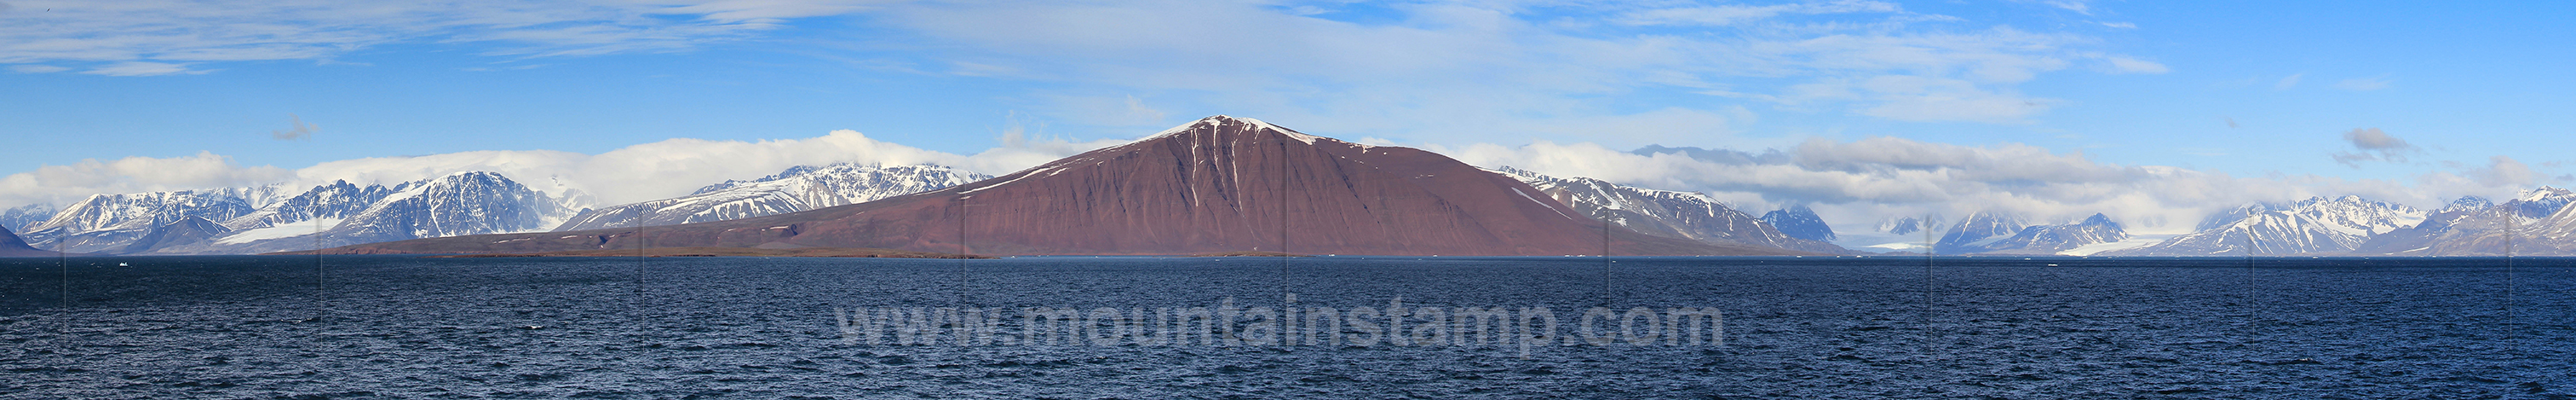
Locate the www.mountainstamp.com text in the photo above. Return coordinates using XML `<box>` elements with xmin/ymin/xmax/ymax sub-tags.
<box><xmin>836</xmin><ymin>297</ymin><xmax>1720</xmax><ymax>357</ymax></box>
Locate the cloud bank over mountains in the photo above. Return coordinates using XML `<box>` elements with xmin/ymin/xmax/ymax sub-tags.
<box><xmin>1</xmin><ymin>1</ymin><xmax>2554</xmax><ymax>239</ymax></box>
<box><xmin>0</xmin><ymin>119</ymin><xmax>2556</xmax><ymax>238</ymax></box>
<box><xmin>0</xmin><ymin>129</ymin><xmax>1121</xmax><ymax>209</ymax></box>
<box><xmin>1439</xmin><ymin>136</ymin><xmax>2556</xmax><ymax>235</ymax></box>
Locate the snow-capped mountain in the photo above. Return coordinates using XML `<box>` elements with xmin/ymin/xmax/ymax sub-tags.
<box><xmin>1490</xmin><ymin>166</ymin><xmax>1846</xmax><ymax>253</ymax></box>
<box><xmin>2437</xmin><ymin>196</ymin><xmax>2494</xmax><ymax>214</ymax></box>
<box><xmin>17</xmin><ymin>171</ymin><xmax>581</xmax><ymax>255</ymax></box>
<box><xmin>1969</xmin><ymin>213</ymin><xmax>2128</xmax><ymax>255</ymax></box>
<box><xmin>1934</xmin><ymin>211</ymin><xmax>2024</xmax><ymax>254</ymax></box>
<box><xmin>317</xmin><ymin>171</ymin><xmax>571</xmax><ymax>245</ymax></box>
<box><xmin>2194</xmin><ymin>202</ymin><xmax>2283</xmax><ymax>231</ymax></box>
<box><xmin>1876</xmin><ymin>215</ymin><xmax>1941</xmax><ymax>236</ymax></box>
<box><xmin>1761</xmin><ymin>206</ymin><xmax>1836</xmax><ymax>241</ymax></box>
<box><xmin>2509</xmin><ymin>189</ymin><xmax>2576</xmax><ymax>254</ymax></box>
<box><xmin>2113</xmin><ymin>195</ymin><xmax>2425</xmax><ymax>256</ymax></box>
<box><xmin>2</xmin><ymin>204</ymin><xmax>53</xmax><ymax>232</ymax></box>
<box><xmin>2354</xmin><ymin>188</ymin><xmax>2576</xmax><ymax>255</ymax></box>
<box><xmin>553</xmin><ymin>163</ymin><xmax>990</xmax><ymax>231</ymax></box>
<box><xmin>18</xmin><ymin>188</ymin><xmax>275</xmax><ymax>253</ymax></box>
<box><xmin>2504</xmin><ymin>186</ymin><xmax>2575</xmax><ymax>222</ymax></box>
<box><xmin>118</xmin><ymin>217</ymin><xmax>233</xmax><ymax>254</ymax></box>
<box><xmin>219</xmin><ymin>180</ymin><xmax>396</xmax><ymax>233</ymax></box>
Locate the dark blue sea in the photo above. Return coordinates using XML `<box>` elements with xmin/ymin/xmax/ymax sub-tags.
<box><xmin>2</xmin><ymin>255</ymin><xmax>2568</xmax><ymax>398</ymax></box>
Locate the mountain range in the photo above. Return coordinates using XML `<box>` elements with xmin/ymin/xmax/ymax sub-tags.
<box><xmin>303</xmin><ymin>116</ymin><xmax>1803</xmax><ymax>256</ymax></box>
<box><xmin>13</xmin><ymin>116</ymin><xmax>2576</xmax><ymax>258</ymax></box>
<box><xmin>2</xmin><ymin>164</ymin><xmax>992</xmax><ymax>256</ymax></box>
<box><xmin>14</xmin><ymin>172</ymin><xmax>582</xmax><ymax>255</ymax></box>
<box><xmin>1491</xmin><ymin>166</ymin><xmax>1846</xmax><ymax>253</ymax></box>
<box><xmin>17</xmin><ymin>187</ymin><xmax>279</xmax><ymax>254</ymax></box>
<box><xmin>2107</xmin><ymin>195</ymin><xmax>2426</xmax><ymax>256</ymax></box>
<box><xmin>1969</xmin><ymin>213</ymin><xmax>2128</xmax><ymax>255</ymax></box>
<box><xmin>555</xmin><ymin>164</ymin><xmax>988</xmax><ymax>231</ymax></box>
<box><xmin>2349</xmin><ymin>188</ymin><xmax>2576</xmax><ymax>255</ymax></box>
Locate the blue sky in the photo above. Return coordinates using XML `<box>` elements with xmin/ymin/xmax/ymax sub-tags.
<box><xmin>3</xmin><ymin>0</ymin><xmax>2569</xmax><ymax>234</ymax></box>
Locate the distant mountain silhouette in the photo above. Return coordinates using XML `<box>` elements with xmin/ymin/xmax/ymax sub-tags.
<box><xmin>0</xmin><ymin>225</ymin><xmax>70</xmax><ymax>257</ymax></box>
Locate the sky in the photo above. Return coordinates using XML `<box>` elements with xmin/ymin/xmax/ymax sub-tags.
<box><xmin>3</xmin><ymin>0</ymin><xmax>2571</xmax><ymax>236</ymax></box>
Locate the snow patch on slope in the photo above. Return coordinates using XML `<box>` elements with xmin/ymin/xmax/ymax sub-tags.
<box><xmin>2061</xmin><ymin>234</ymin><xmax>2172</xmax><ymax>256</ymax></box>
<box><xmin>216</xmin><ymin>218</ymin><xmax>341</xmax><ymax>245</ymax></box>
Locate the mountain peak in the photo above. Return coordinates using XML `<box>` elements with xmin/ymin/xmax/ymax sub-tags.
<box><xmin>2299</xmin><ymin>194</ymin><xmax>2364</xmax><ymax>205</ymax></box>
<box><xmin>2440</xmin><ymin>196</ymin><xmax>2494</xmax><ymax>213</ymax></box>
<box><xmin>1145</xmin><ymin>115</ymin><xmax>1332</xmax><ymax>145</ymax></box>
<box><xmin>2519</xmin><ymin>186</ymin><xmax>2572</xmax><ymax>202</ymax></box>
<box><xmin>559</xmin><ymin>163</ymin><xmax>989</xmax><ymax>232</ymax></box>
<box><xmin>444</xmin><ymin>171</ymin><xmax>508</xmax><ymax>181</ymax></box>
<box><xmin>1760</xmin><ymin>205</ymin><xmax>1836</xmax><ymax>242</ymax></box>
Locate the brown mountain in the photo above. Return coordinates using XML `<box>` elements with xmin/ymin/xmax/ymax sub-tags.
<box><xmin>1</xmin><ymin>225</ymin><xmax>69</xmax><ymax>257</ymax></box>
<box><xmin>298</xmin><ymin>116</ymin><xmax>1806</xmax><ymax>256</ymax></box>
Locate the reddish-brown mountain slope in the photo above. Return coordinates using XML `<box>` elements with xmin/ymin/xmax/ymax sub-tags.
<box><xmin>0</xmin><ymin>225</ymin><xmax>68</xmax><ymax>257</ymax></box>
<box><xmin>305</xmin><ymin>116</ymin><xmax>1804</xmax><ymax>256</ymax></box>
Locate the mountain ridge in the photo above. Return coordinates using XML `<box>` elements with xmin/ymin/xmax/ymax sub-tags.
<box><xmin>2111</xmin><ymin>195</ymin><xmax>2424</xmax><ymax>256</ymax></box>
<box><xmin>303</xmin><ymin>116</ymin><xmax>1812</xmax><ymax>256</ymax></box>
<box><xmin>555</xmin><ymin>163</ymin><xmax>987</xmax><ymax>232</ymax></box>
<box><xmin>0</xmin><ymin>225</ymin><xmax>66</xmax><ymax>257</ymax></box>
<box><xmin>1490</xmin><ymin>166</ymin><xmax>1847</xmax><ymax>254</ymax></box>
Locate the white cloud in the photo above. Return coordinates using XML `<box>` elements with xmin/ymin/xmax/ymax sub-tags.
<box><xmin>646</xmin><ymin>0</ymin><xmax>903</xmax><ymax>24</ymax></box>
<box><xmin>1032</xmin><ymin>94</ymin><xmax>1170</xmax><ymax>128</ymax></box>
<box><xmin>1613</xmin><ymin>1</ymin><xmax>1901</xmax><ymax>26</ymax></box>
<box><xmin>2334</xmin><ymin>75</ymin><xmax>2392</xmax><ymax>91</ymax></box>
<box><xmin>0</xmin><ymin>152</ymin><xmax>290</xmax><ymax>207</ymax></box>
<box><xmin>1810</xmin><ymin>75</ymin><xmax>2059</xmax><ymax>124</ymax></box>
<box><xmin>2274</xmin><ymin>72</ymin><xmax>2303</xmax><ymax>90</ymax></box>
<box><xmin>0</xmin><ymin>0</ymin><xmax>878</xmax><ymax>70</ymax></box>
<box><xmin>8</xmin><ymin>64</ymin><xmax>66</xmax><ymax>72</ymax></box>
<box><xmin>271</xmin><ymin>113</ymin><xmax>317</xmax><ymax>140</ymax></box>
<box><xmin>2342</xmin><ymin>127</ymin><xmax>2412</xmax><ymax>150</ymax></box>
<box><xmin>2416</xmin><ymin>156</ymin><xmax>2557</xmax><ymax>198</ymax></box>
<box><xmin>2040</xmin><ymin>0</ymin><xmax>2092</xmax><ymax>14</ymax></box>
<box><xmin>0</xmin><ymin>128</ymin><xmax>1128</xmax><ymax>210</ymax></box>
<box><xmin>2101</xmin><ymin>55</ymin><xmax>2168</xmax><ymax>74</ymax></box>
<box><xmin>286</xmin><ymin>129</ymin><xmax>1124</xmax><ymax>206</ymax></box>
<box><xmin>81</xmin><ymin>61</ymin><xmax>200</xmax><ymax>76</ymax></box>
<box><xmin>2331</xmin><ymin>127</ymin><xmax>2419</xmax><ymax>167</ymax></box>
<box><xmin>846</xmin><ymin>1</ymin><xmax>2146</xmax><ymax>143</ymax></box>
<box><xmin>2465</xmin><ymin>156</ymin><xmax>2538</xmax><ymax>187</ymax></box>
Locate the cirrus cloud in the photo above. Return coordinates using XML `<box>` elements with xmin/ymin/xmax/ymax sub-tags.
<box><xmin>852</xmin><ymin>1</ymin><xmax>2158</xmax><ymax>143</ymax></box>
<box><xmin>0</xmin><ymin>0</ymin><xmax>895</xmax><ymax>72</ymax></box>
